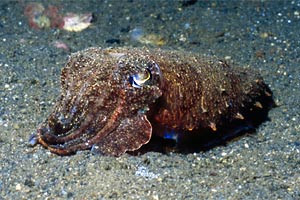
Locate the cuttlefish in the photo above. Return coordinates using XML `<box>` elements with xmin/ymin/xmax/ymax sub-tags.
<box><xmin>29</xmin><ymin>47</ymin><xmax>274</xmax><ymax>156</ymax></box>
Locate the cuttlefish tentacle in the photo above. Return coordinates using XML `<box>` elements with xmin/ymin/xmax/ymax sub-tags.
<box><xmin>91</xmin><ymin>113</ymin><xmax>152</xmax><ymax>156</ymax></box>
<box><xmin>37</xmin><ymin>90</ymin><xmax>127</xmax><ymax>155</ymax></box>
<box><xmin>39</xmin><ymin>69</ymin><xmax>101</xmax><ymax>144</ymax></box>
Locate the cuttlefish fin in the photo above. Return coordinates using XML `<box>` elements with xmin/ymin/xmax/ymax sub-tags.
<box><xmin>91</xmin><ymin>114</ymin><xmax>152</xmax><ymax>156</ymax></box>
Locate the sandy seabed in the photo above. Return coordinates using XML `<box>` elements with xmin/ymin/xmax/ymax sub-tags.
<box><xmin>0</xmin><ymin>1</ymin><xmax>299</xmax><ymax>199</ymax></box>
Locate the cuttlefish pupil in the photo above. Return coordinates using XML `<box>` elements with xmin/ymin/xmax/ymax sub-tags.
<box><xmin>130</xmin><ymin>68</ymin><xmax>151</xmax><ymax>88</ymax></box>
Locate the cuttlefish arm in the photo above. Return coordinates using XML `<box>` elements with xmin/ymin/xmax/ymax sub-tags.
<box><xmin>32</xmin><ymin>93</ymin><xmax>152</xmax><ymax>156</ymax></box>
<box><xmin>91</xmin><ymin>113</ymin><xmax>152</xmax><ymax>156</ymax></box>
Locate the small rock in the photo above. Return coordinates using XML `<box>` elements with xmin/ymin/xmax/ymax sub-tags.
<box><xmin>15</xmin><ymin>183</ymin><xmax>22</xmax><ymax>191</ymax></box>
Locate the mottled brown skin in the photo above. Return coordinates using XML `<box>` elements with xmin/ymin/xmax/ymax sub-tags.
<box><xmin>30</xmin><ymin>47</ymin><xmax>274</xmax><ymax>156</ymax></box>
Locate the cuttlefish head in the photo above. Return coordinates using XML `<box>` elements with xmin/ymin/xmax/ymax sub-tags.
<box><xmin>29</xmin><ymin>48</ymin><xmax>163</xmax><ymax>156</ymax></box>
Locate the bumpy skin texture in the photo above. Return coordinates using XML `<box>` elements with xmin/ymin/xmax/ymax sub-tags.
<box><xmin>31</xmin><ymin>47</ymin><xmax>274</xmax><ymax>156</ymax></box>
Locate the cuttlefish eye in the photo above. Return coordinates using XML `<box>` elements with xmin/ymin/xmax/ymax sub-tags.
<box><xmin>129</xmin><ymin>68</ymin><xmax>151</xmax><ymax>88</ymax></box>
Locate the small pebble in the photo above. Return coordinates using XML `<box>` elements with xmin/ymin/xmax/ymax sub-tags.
<box><xmin>15</xmin><ymin>183</ymin><xmax>22</xmax><ymax>191</ymax></box>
